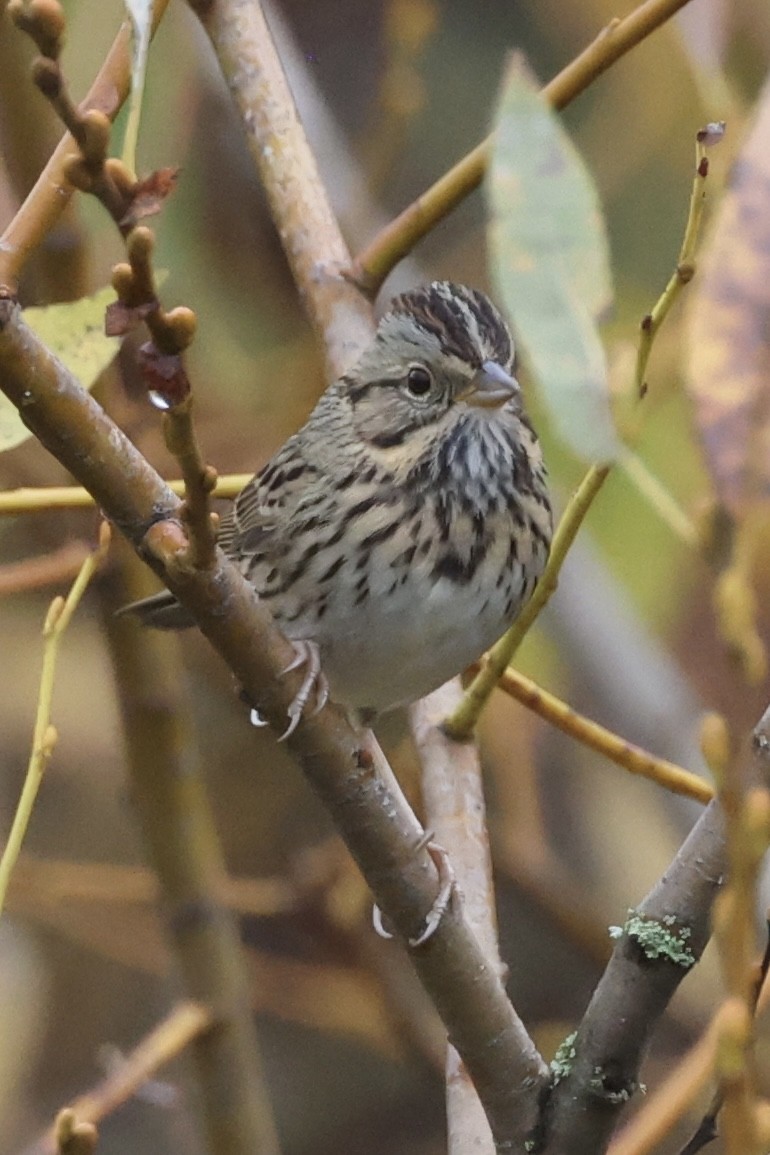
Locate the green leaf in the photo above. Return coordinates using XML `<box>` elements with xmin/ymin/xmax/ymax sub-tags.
<box><xmin>0</xmin><ymin>286</ymin><xmax>120</xmax><ymax>455</ymax></box>
<box><xmin>487</xmin><ymin>54</ymin><xmax>619</xmax><ymax>463</ymax></box>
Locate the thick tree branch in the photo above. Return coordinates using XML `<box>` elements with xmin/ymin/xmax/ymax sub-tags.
<box><xmin>538</xmin><ymin>709</ymin><xmax>770</xmax><ymax>1155</ymax></box>
<box><xmin>412</xmin><ymin>682</ymin><xmax>549</xmax><ymax>1153</ymax></box>
<box><xmin>183</xmin><ymin>2</ymin><xmax>548</xmax><ymax>1144</ymax></box>
<box><xmin>540</xmin><ymin>798</ymin><xmax>726</xmax><ymax>1154</ymax></box>
<box><xmin>0</xmin><ymin>296</ymin><xmax>544</xmax><ymax>1150</ymax></box>
<box><xmin>188</xmin><ymin>0</ymin><xmax>372</xmax><ymax>378</ymax></box>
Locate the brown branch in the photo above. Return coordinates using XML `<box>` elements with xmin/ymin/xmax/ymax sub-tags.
<box><xmin>0</xmin><ymin>540</ymin><xmax>91</xmax><ymax>596</ymax></box>
<box><xmin>54</xmin><ymin>1112</ymin><xmax>98</xmax><ymax>1155</ymax></box>
<box><xmin>101</xmin><ymin>541</ymin><xmax>280</xmax><ymax>1155</ymax></box>
<box><xmin>0</xmin><ymin>289</ymin><xmax>542</xmax><ymax>1151</ymax></box>
<box><xmin>411</xmin><ymin>682</ymin><xmax>549</xmax><ymax>1152</ymax></box>
<box><xmin>161</xmin><ymin>398</ymin><xmax>218</xmax><ymax>569</ymax></box>
<box><xmin>188</xmin><ymin>0</ymin><xmax>372</xmax><ymax>379</ymax></box>
<box><xmin>181</xmin><ymin>2</ymin><xmax>550</xmax><ymax>1144</ymax></box>
<box><xmin>350</xmin><ymin>0</ymin><xmax>698</xmax><ymax>296</ymax></box>
<box><xmin>11</xmin><ymin>853</ymin><xmax>298</xmax><ymax>915</ymax></box>
<box><xmin>0</xmin><ymin>11</ymin><xmax>88</xmax><ymax>301</ymax></box>
<box><xmin>22</xmin><ymin>1001</ymin><xmax>213</xmax><ymax>1155</ymax></box>
<box><xmin>539</xmin><ymin>708</ymin><xmax>770</xmax><ymax>1155</ymax></box>
<box><xmin>539</xmin><ymin>797</ymin><xmax>727</xmax><ymax>1154</ymax></box>
<box><xmin>0</xmin><ymin>1</ymin><xmax>171</xmax><ymax>290</ymax></box>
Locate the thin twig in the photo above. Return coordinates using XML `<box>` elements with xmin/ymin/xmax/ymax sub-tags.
<box><xmin>445</xmin><ymin>464</ymin><xmax>610</xmax><ymax>740</ymax></box>
<box><xmin>0</xmin><ymin>524</ymin><xmax>110</xmax><ymax>918</ymax></box>
<box><xmin>11</xmin><ymin>853</ymin><xmax>298</xmax><ymax>916</ymax></box>
<box><xmin>350</xmin><ymin>0</ymin><xmax>699</xmax><ymax>294</ymax></box>
<box><xmin>477</xmin><ymin>661</ymin><xmax>713</xmax><ymax>804</ymax></box>
<box><xmin>161</xmin><ymin>398</ymin><xmax>218</xmax><ymax>569</ymax></box>
<box><xmin>0</xmin><ymin>1</ymin><xmax>171</xmax><ymax>289</ymax></box>
<box><xmin>447</xmin><ymin>115</ymin><xmax>718</xmax><ymax>742</ymax></box>
<box><xmin>634</xmin><ymin>125</ymin><xmax>724</xmax><ymax>399</ymax></box>
<box><xmin>0</xmin><ymin>475</ymin><xmax>252</xmax><ymax>516</ymax></box>
<box><xmin>23</xmin><ymin>1002</ymin><xmax>213</xmax><ymax>1155</ymax></box>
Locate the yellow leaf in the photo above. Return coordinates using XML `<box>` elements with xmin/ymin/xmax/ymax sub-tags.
<box><xmin>0</xmin><ymin>287</ymin><xmax>120</xmax><ymax>455</ymax></box>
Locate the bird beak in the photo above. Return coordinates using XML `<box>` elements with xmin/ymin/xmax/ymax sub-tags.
<box><xmin>460</xmin><ymin>361</ymin><xmax>520</xmax><ymax>408</ymax></box>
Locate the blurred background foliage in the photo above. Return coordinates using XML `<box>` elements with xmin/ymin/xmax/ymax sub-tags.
<box><xmin>1</xmin><ymin>0</ymin><xmax>770</xmax><ymax>1152</ymax></box>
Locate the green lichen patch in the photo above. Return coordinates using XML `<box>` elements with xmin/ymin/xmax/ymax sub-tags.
<box><xmin>609</xmin><ymin>910</ymin><xmax>695</xmax><ymax>967</ymax></box>
<box><xmin>550</xmin><ymin>1030</ymin><xmax>578</xmax><ymax>1085</ymax></box>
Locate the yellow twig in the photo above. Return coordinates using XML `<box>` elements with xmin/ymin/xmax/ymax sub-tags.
<box><xmin>634</xmin><ymin>124</ymin><xmax>723</xmax><ymax>398</ymax></box>
<box><xmin>0</xmin><ymin>474</ymin><xmax>252</xmax><ymax>515</ymax></box>
<box><xmin>444</xmin><ymin>464</ymin><xmax>609</xmax><ymax>740</ymax></box>
<box><xmin>482</xmin><ymin>663</ymin><xmax>713</xmax><ymax>804</ymax></box>
<box><xmin>445</xmin><ymin>122</ymin><xmax>718</xmax><ymax>742</ymax></box>
<box><xmin>32</xmin><ymin>1002</ymin><xmax>213</xmax><ymax>1154</ymax></box>
<box><xmin>351</xmin><ymin>0</ymin><xmax>700</xmax><ymax>294</ymax></box>
<box><xmin>0</xmin><ymin>523</ymin><xmax>111</xmax><ymax>917</ymax></box>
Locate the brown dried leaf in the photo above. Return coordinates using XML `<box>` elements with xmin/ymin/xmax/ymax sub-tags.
<box><xmin>138</xmin><ymin>341</ymin><xmax>190</xmax><ymax>409</ymax></box>
<box><xmin>686</xmin><ymin>77</ymin><xmax>770</xmax><ymax>517</ymax></box>
<box><xmin>104</xmin><ymin>298</ymin><xmax>156</xmax><ymax>336</ymax></box>
<box><xmin>119</xmin><ymin>166</ymin><xmax>179</xmax><ymax>228</ymax></box>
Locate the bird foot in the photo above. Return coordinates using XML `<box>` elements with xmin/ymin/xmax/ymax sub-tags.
<box><xmin>278</xmin><ymin>640</ymin><xmax>330</xmax><ymax>741</ymax></box>
<box><xmin>372</xmin><ymin>838</ymin><xmax>457</xmax><ymax>948</ymax></box>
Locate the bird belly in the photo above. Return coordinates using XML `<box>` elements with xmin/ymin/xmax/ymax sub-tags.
<box><xmin>294</xmin><ymin>568</ymin><xmax>523</xmax><ymax>715</ymax></box>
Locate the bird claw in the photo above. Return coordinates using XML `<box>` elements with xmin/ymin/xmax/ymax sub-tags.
<box><xmin>408</xmin><ymin>841</ymin><xmax>457</xmax><ymax>948</ymax></box>
<box><xmin>371</xmin><ymin>838</ymin><xmax>458</xmax><ymax>948</ymax></box>
<box><xmin>277</xmin><ymin>640</ymin><xmax>329</xmax><ymax>741</ymax></box>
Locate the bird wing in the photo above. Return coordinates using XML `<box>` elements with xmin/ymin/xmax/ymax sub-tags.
<box><xmin>220</xmin><ymin>432</ymin><xmax>315</xmax><ymax>562</ymax></box>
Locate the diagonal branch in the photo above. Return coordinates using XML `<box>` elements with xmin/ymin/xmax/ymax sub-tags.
<box><xmin>0</xmin><ymin>294</ymin><xmax>545</xmax><ymax>1150</ymax></box>
<box><xmin>538</xmin><ymin>708</ymin><xmax>770</xmax><ymax>1155</ymax></box>
<box><xmin>188</xmin><ymin>0</ymin><xmax>372</xmax><ymax>378</ymax></box>
<box><xmin>350</xmin><ymin>0</ymin><xmax>698</xmax><ymax>295</ymax></box>
<box><xmin>22</xmin><ymin>1002</ymin><xmax>214</xmax><ymax>1155</ymax></box>
<box><xmin>540</xmin><ymin>797</ymin><xmax>727</xmax><ymax>1154</ymax></box>
<box><xmin>0</xmin><ymin>2</ymin><xmax>171</xmax><ymax>289</ymax></box>
<box><xmin>411</xmin><ymin>682</ymin><xmax>540</xmax><ymax>1155</ymax></box>
<box><xmin>185</xmin><ymin>1</ymin><xmax>550</xmax><ymax>1146</ymax></box>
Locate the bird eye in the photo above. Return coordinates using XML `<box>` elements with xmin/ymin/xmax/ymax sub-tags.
<box><xmin>405</xmin><ymin>365</ymin><xmax>433</xmax><ymax>397</ymax></box>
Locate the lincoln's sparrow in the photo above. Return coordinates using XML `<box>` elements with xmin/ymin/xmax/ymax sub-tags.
<box><xmin>126</xmin><ymin>282</ymin><xmax>552</xmax><ymax>734</ymax></box>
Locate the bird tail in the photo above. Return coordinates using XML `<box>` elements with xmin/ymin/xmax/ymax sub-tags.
<box><xmin>115</xmin><ymin>590</ymin><xmax>195</xmax><ymax>629</ymax></box>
